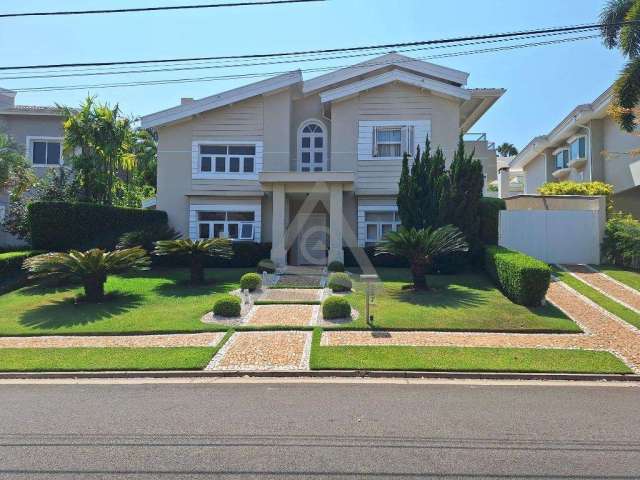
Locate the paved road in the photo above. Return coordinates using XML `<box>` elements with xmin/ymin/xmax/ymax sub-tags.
<box><xmin>0</xmin><ymin>380</ymin><xmax>639</xmax><ymax>479</ymax></box>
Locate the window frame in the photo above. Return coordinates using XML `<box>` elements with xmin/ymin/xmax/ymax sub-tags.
<box><xmin>373</xmin><ymin>126</ymin><xmax>403</xmax><ymax>159</ymax></box>
<box><xmin>196</xmin><ymin>210</ymin><xmax>257</xmax><ymax>242</ymax></box>
<box><xmin>192</xmin><ymin>141</ymin><xmax>261</xmax><ymax>180</ymax></box>
<box><xmin>198</xmin><ymin>144</ymin><xmax>256</xmax><ymax>175</ymax></box>
<box><xmin>26</xmin><ymin>136</ymin><xmax>63</xmax><ymax>167</ymax></box>
<box><xmin>297</xmin><ymin>119</ymin><xmax>327</xmax><ymax>173</ymax></box>
<box><xmin>553</xmin><ymin>147</ymin><xmax>569</xmax><ymax>170</ymax></box>
<box><xmin>568</xmin><ymin>135</ymin><xmax>587</xmax><ymax>162</ymax></box>
<box><xmin>360</xmin><ymin>207</ymin><xmax>401</xmax><ymax>247</ymax></box>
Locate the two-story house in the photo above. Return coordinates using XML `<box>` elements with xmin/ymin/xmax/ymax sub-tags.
<box><xmin>507</xmin><ymin>86</ymin><xmax>640</xmax><ymax>218</ymax></box>
<box><xmin>141</xmin><ymin>53</ymin><xmax>504</xmax><ymax>267</ymax></box>
<box><xmin>0</xmin><ymin>88</ymin><xmax>67</xmax><ymax>246</ymax></box>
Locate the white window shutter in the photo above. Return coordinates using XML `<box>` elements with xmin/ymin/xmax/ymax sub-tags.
<box><xmin>400</xmin><ymin>127</ymin><xmax>407</xmax><ymax>156</ymax></box>
<box><xmin>372</xmin><ymin>126</ymin><xmax>378</xmax><ymax>157</ymax></box>
<box><xmin>408</xmin><ymin>125</ymin><xmax>415</xmax><ymax>156</ymax></box>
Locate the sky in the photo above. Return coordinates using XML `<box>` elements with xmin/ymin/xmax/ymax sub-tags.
<box><xmin>0</xmin><ymin>0</ymin><xmax>627</xmax><ymax>150</ymax></box>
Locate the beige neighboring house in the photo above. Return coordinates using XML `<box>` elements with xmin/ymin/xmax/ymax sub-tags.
<box><xmin>0</xmin><ymin>88</ymin><xmax>67</xmax><ymax>246</ymax></box>
<box><xmin>505</xmin><ymin>86</ymin><xmax>640</xmax><ymax>218</ymax></box>
<box><xmin>141</xmin><ymin>53</ymin><xmax>504</xmax><ymax>267</ymax></box>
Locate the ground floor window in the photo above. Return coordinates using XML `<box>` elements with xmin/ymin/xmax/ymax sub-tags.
<box><xmin>197</xmin><ymin>211</ymin><xmax>255</xmax><ymax>240</ymax></box>
<box><xmin>364</xmin><ymin>210</ymin><xmax>400</xmax><ymax>246</ymax></box>
<box><xmin>29</xmin><ymin>138</ymin><xmax>62</xmax><ymax>166</ymax></box>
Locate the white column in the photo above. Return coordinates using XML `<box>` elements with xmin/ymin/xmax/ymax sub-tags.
<box><xmin>271</xmin><ymin>184</ymin><xmax>287</xmax><ymax>267</ymax></box>
<box><xmin>498</xmin><ymin>168</ymin><xmax>511</xmax><ymax>199</ymax></box>
<box><xmin>328</xmin><ymin>183</ymin><xmax>344</xmax><ymax>264</ymax></box>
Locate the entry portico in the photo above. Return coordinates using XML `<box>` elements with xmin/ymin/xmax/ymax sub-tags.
<box><xmin>259</xmin><ymin>172</ymin><xmax>354</xmax><ymax>267</ymax></box>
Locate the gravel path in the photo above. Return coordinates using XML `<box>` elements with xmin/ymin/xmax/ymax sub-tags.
<box><xmin>206</xmin><ymin>331</ymin><xmax>312</xmax><ymax>371</ymax></box>
<box><xmin>561</xmin><ymin>264</ymin><xmax>640</xmax><ymax>313</ymax></box>
<box><xmin>323</xmin><ymin>280</ymin><xmax>640</xmax><ymax>373</ymax></box>
<box><xmin>0</xmin><ymin>332</ymin><xmax>225</xmax><ymax>349</ymax></box>
<box><xmin>258</xmin><ymin>288</ymin><xmax>322</xmax><ymax>302</ymax></box>
<box><xmin>246</xmin><ymin>305</ymin><xmax>317</xmax><ymax>326</ymax></box>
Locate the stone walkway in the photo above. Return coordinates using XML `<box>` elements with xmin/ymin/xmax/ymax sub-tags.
<box><xmin>206</xmin><ymin>331</ymin><xmax>312</xmax><ymax>371</ymax></box>
<box><xmin>322</xmin><ymin>280</ymin><xmax>640</xmax><ymax>373</ymax></box>
<box><xmin>560</xmin><ymin>264</ymin><xmax>640</xmax><ymax>313</ymax></box>
<box><xmin>0</xmin><ymin>332</ymin><xmax>225</xmax><ymax>349</ymax></box>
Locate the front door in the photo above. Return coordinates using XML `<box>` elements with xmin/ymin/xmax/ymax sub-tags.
<box><xmin>297</xmin><ymin>213</ymin><xmax>327</xmax><ymax>265</ymax></box>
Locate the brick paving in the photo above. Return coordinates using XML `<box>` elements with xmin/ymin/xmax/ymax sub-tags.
<box><xmin>561</xmin><ymin>264</ymin><xmax>640</xmax><ymax>313</ymax></box>
<box><xmin>322</xmin><ymin>280</ymin><xmax>640</xmax><ymax>373</ymax></box>
<box><xmin>206</xmin><ymin>331</ymin><xmax>311</xmax><ymax>371</ymax></box>
<box><xmin>246</xmin><ymin>304</ymin><xmax>317</xmax><ymax>326</ymax></box>
<box><xmin>0</xmin><ymin>332</ymin><xmax>225</xmax><ymax>349</ymax></box>
<box><xmin>258</xmin><ymin>288</ymin><xmax>323</xmax><ymax>302</ymax></box>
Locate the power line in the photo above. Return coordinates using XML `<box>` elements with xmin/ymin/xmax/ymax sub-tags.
<box><xmin>0</xmin><ymin>0</ymin><xmax>324</xmax><ymax>18</ymax></box>
<box><xmin>9</xmin><ymin>33</ymin><xmax>598</xmax><ymax>93</ymax></box>
<box><xmin>0</xmin><ymin>29</ymin><xmax>591</xmax><ymax>81</ymax></box>
<box><xmin>0</xmin><ymin>20</ymin><xmax>633</xmax><ymax>71</ymax></box>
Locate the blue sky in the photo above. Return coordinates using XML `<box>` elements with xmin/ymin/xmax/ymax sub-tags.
<box><xmin>0</xmin><ymin>0</ymin><xmax>626</xmax><ymax>149</ymax></box>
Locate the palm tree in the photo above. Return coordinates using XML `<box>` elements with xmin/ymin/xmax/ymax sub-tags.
<box><xmin>117</xmin><ymin>224</ymin><xmax>180</xmax><ymax>252</ymax></box>
<box><xmin>153</xmin><ymin>238</ymin><xmax>233</xmax><ymax>284</ymax></box>
<box><xmin>600</xmin><ymin>0</ymin><xmax>640</xmax><ymax>131</ymax></box>
<box><xmin>496</xmin><ymin>142</ymin><xmax>518</xmax><ymax>157</ymax></box>
<box><xmin>375</xmin><ymin>226</ymin><xmax>469</xmax><ymax>290</ymax></box>
<box><xmin>23</xmin><ymin>248</ymin><xmax>150</xmax><ymax>302</ymax></box>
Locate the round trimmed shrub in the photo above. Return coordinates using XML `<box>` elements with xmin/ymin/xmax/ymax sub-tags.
<box><xmin>327</xmin><ymin>261</ymin><xmax>345</xmax><ymax>272</ymax></box>
<box><xmin>322</xmin><ymin>296</ymin><xmax>351</xmax><ymax>319</ymax></box>
<box><xmin>240</xmin><ymin>272</ymin><xmax>262</xmax><ymax>291</ymax></box>
<box><xmin>213</xmin><ymin>295</ymin><xmax>241</xmax><ymax>317</ymax></box>
<box><xmin>257</xmin><ymin>258</ymin><xmax>276</xmax><ymax>274</ymax></box>
<box><xmin>328</xmin><ymin>272</ymin><xmax>352</xmax><ymax>292</ymax></box>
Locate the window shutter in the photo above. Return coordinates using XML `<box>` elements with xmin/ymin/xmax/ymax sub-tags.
<box><xmin>372</xmin><ymin>126</ymin><xmax>378</xmax><ymax>157</ymax></box>
<box><xmin>408</xmin><ymin>125</ymin><xmax>415</xmax><ymax>156</ymax></box>
<box><xmin>400</xmin><ymin>127</ymin><xmax>407</xmax><ymax>156</ymax></box>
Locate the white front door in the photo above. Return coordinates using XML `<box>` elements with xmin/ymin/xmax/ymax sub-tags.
<box><xmin>297</xmin><ymin>213</ymin><xmax>327</xmax><ymax>265</ymax></box>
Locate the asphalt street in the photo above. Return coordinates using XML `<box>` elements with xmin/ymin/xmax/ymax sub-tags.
<box><xmin>0</xmin><ymin>379</ymin><xmax>638</xmax><ymax>479</ymax></box>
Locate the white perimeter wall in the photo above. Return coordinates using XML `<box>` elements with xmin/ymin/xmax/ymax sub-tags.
<box><xmin>499</xmin><ymin>210</ymin><xmax>603</xmax><ymax>264</ymax></box>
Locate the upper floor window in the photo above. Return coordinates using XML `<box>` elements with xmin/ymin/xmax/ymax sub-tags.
<box><xmin>372</xmin><ymin>125</ymin><xmax>414</xmax><ymax>159</ymax></box>
<box><xmin>29</xmin><ymin>138</ymin><xmax>62</xmax><ymax>166</ymax></box>
<box><xmin>299</xmin><ymin>121</ymin><xmax>326</xmax><ymax>172</ymax></box>
<box><xmin>569</xmin><ymin>136</ymin><xmax>586</xmax><ymax>161</ymax></box>
<box><xmin>364</xmin><ymin>210</ymin><xmax>400</xmax><ymax>246</ymax></box>
<box><xmin>197</xmin><ymin>210</ymin><xmax>255</xmax><ymax>241</ymax></box>
<box><xmin>554</xmin><ymin>148</ymin><xmax>569</xmax><ymax>170</ymax></box>
<box><xmin>199</xmin><ymin>144</ymin><xmax>255</xmax><ymax>174</ymax></box>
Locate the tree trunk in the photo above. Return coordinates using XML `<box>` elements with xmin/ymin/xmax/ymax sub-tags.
<box><xmin>410</xmin><ymin>262</ymin><xmax>428</xmax><ymax>290</ymax></box>
<box><xmin>190</xmin><ymin>256</ymin><xmax>205</xmax><ymax>284</ymax></box>
<box><xmin>83</xmin><ymin>276</ymin><xmax>106</xmax><ymax>302</ymax></box>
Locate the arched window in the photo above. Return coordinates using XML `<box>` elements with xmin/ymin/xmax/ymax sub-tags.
<box><xmin>298</xmin><ymin>120</ymin><xmax>326</xmax><ymax>172</ymax></box>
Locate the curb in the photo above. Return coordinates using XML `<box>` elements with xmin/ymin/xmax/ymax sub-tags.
<box><xmin>0</xmin><ymin>370</ymin><xmax>639</xmax><ymax>382</ymax></box>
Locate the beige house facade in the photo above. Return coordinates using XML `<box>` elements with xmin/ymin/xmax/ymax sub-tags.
<box><xmin>507</xmin><ymin>86</ymin><xmax>640</xmax><ymax>218</ymax></box>
<box><xmin>142</xmin><ymin>54</ymin><xmax>503</xmax><ymax>266</ymax></box>
<box><xmin>0</xmin><ymin>88</ymin><xmax>67</xmax><ymax>246</ymax></box>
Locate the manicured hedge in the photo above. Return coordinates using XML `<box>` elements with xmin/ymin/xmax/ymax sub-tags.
<box><xmin>322</xmin><ymin>296</ymin><xmax>351</xmax><ymax>319</ymax></box>
<box><xmin>478</xmin><ymin>197</ymin><xmax>506</xmax><ymax>245</ymax></box>
<box><xmin>0</xmin><ymin>250</ymin><xmax>40</xmax><ymax>278</ymax></box>
<box><xmin>155</xmin><ymin>242</ymin><xmax>272</xmax><ymax>268</ymax></box>
<box><xmin>28</xmin><ymin>202</ymin><xmax>168</xmax><ymax>251</ymax></box>
<box><xmin>343</xmin><ymin>246</ymin><xmax>409</xmax><ymax>268</ymax></box>
<box><xmin>328</xmin><ymin>272</ymin><xmax>352</xmax><ymax>292</ymax></box>
<box><xmin>240</xmin><ymin>273</ymin><xmax>262</xmax><ymax>291</ymax></box>
<box><xmin>327</xmin><ymin>261</ymin><xmax>345</xmax><ymax>272</ymax></box>
<box><xmin>213</xmin><ymin>295</ymin><xmax>241</xmax><ymax>317</ymax></box>
<box><xmin>484</xmin><ymin>245</ymin><xmax>550</xmax><ymax>306</ymax></box>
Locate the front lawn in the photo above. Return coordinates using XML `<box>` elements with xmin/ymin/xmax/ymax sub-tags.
<box><xmin>553</xmin><ymin>267</ymin><xmax>640</xmax><ymax>329</ymax></box>
<box><xmin>0</xmin><ymin>268</ymin><xmax>249</xmax><ymax>336</ymax></box>
<box><xmin>595</xmin><ymin>265</ymin><xmax>640</xmax><ymax>292</ymax></box>
<box><xmin>338</xmin><ymin>269</ymin><xmax>579</xmax><ymax>332</ymax></box>
<box><xmin>0</xmin><ymin>347</ymin><xmax>217</xmax><ymax>371</ymax></box>
<box><xmin>310</xmin><ymin>331</ymin><xmax>630</xmax><ymax>373</ymax></box>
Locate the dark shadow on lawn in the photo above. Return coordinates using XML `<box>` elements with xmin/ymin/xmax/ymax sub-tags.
<box><xmin>153</xmin><ymin>279</ymin><xmax>237</xmax><ymax>298</ymax></box>
<box><xmin>19</xmin><ymin>292</ymin><xmax>143</xmax><ymax>330</ymax></box>
<box><xmin>388</xmin><ymin>285</ymin><xmax>486</xmax><ymax>310</ymax></box>
<box><xmin>16</xmin><ymin>282</ymin><xmax>77</xmax><ymax>297</ymax></box>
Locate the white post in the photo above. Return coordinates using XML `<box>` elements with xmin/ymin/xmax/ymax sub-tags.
<box><xmin>328</xmin><ymin>183</ymin><xmax>344</xmax><ymax>264</ymax></box>
<box><xmin>498</xmin><ymin>167</ymin><xmax>511</xmax><ymax>199</ymax></box>
<box><xmin>271</xmin><ymin>184</ymin><xmax>287</xmax><ymax>267</ymax></box>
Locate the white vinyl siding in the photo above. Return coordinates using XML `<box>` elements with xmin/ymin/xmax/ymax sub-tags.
<box><xmin>189</xmin><ymin>201</ymin><xmax>261</xmax><ymax>242</ymax></box>
<box><xmin>192</xmin><ymin>141</ymin><xmax>263</xmax><ymax>180</ymax></box>
<box><xmin>357</xmin><ymin>200</ymin><xmax>399</xmax><ymax>247</ymax></box>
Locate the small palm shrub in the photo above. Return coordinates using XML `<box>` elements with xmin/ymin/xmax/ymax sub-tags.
<box><xmin>23</xmin><ymin>248</ymin><xmax>150</xmax><ymax>302</ymax></box>
<box><xmin>322</xmin><ymin>296</ymin><xmax>351</xmax><ymax>319</ymax></box>
<box><xmin>327</xmin><ymin>261</ymin><xmax>345</xmax><ymax>272</ymax></box>
<box><xmin>257</xmin><ymin>258</ymin><xmax>276</xmax><ymax>274</ymax></box>
<box><xmin>154</xmin><ymin>238</ymin><xmax>233</xmax><ymax>284</ymax></box>
<box><xmin>117</xmin><ymin>224</ymin><xmax>180</xmax><ymax>252</ymax></box>
<box><xmin>376</xmin><ymin>226</ymin><xmax>468</xmax><ymax>290</ymax></box>
<box><xmin>240</xmin><ymin>272</ymin><xmax>262</xmax><ymax>291</ymax></box>
<box><xmin>328</xmin><ymin>272</ymin><xmax>352</xmax><ymax>292</ymax></box>
<box><xmin>213</xmin><ymin>295</ymin><xmax>241</xmax><ymax>317</ymax></box>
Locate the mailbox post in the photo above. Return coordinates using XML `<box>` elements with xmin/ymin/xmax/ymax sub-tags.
<box><xmin>360</xmin><ymin>274</ymin><xmax>379</xmax><ymax>327</ymax></box>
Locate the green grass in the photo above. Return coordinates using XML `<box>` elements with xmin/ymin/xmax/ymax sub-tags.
<box><xmin>309</xmin><ymin>330</ymin><xmax>631</xmax><ymax>374</ymax></box>
<box><xmin>338</xmin><ymin>268</ymin><xmax>579</xmax><ymax>332</ymax></box>
<box><xmin>0</xmin><ymin>268</ymin><xmax>249</xmax><ymax>336</ymax></box>
<box><xmin>0</xmin><ymin>250</ymin><xmax>36</xmax><ymax>261</ymax></box>
<box><xmin>0</xmin><ymin>347</ymin><xmax>217</xmax><ymax>371</ymax></box>
<box><xmin>553</xmin><ymin>267</ymin><xmax>640</xmax><ymax>329</ymax></box>
<box><xmin>595</xmin><ymin>265</ymin><xmax>640</xmax><ymax>292</ymax></box>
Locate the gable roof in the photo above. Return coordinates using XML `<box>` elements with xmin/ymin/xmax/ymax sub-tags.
<box><xmin>319</xmin><ymin>69</ymin><xmax>472</xmax><ymax>104</ymax></box>
<box><xmin>510</xmin><ymin>86</ymin><xmax>613</xmax><ymax>169</ymax></box>
<box><xmin>303</xmin><ymin>53</ymin><xmax>470</xmax><ymax>94</ymax></box>
<box><xmin>141</xmin><ymin>70</ymin><xmax>302</xmax><ymax>129</ymax></box>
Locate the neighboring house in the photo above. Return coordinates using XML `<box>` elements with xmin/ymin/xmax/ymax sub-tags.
<box><xmin>507</xmin><ymin>86</ymin><xmax>640</xmax><ymax>218</ymax></box>
<box><xmin>0</xmin><ymin>88</ymin><xmax>67</xmax><ymax>246</ymax></box>
<box><xmin>141</xmin><ymin>53</ymin><xmax>504</xmax><ymax>266</ymax></box>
